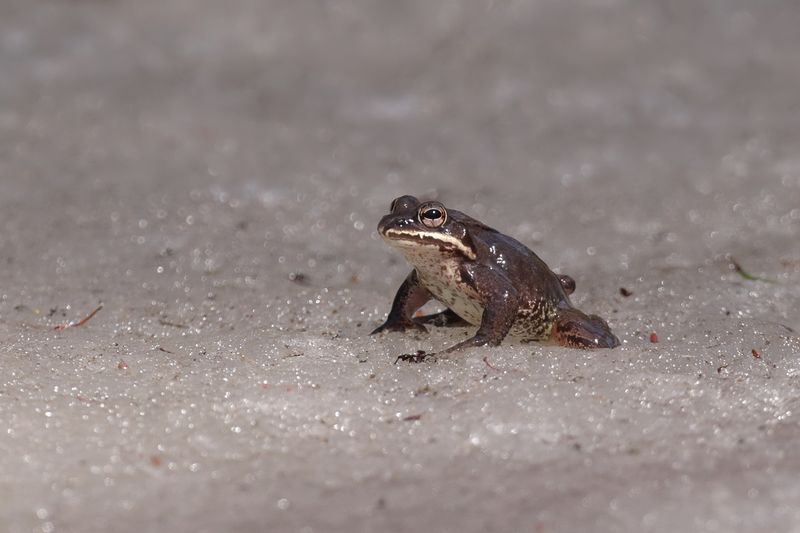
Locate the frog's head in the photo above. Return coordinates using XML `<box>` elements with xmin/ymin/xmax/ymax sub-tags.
<box><xmin>377</xmin><ymin>195</ymin><xmax>477</xmax><ymax>260</ymax></box>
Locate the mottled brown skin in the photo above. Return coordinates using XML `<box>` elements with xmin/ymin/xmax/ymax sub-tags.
<box><xmin>372</xmin><ymin>195</ymin><xmax>619</xmax><ymax>361</ymax></box>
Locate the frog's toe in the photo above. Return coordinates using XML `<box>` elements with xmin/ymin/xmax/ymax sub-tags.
<box><xmin>550</xmin><ymin>308</ymin><xmax>619</xmax><ymax>349</ymax></box>
<box><xmin>371</xmin><ymin>319</ymin><xmax>427</xmax><ymax>335</ymax></box>
<box><xmin>413</xmin><ymin>309</ymin><xmax>470</xmax><ymax>328</ymax></box>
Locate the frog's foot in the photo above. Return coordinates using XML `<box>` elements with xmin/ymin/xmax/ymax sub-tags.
<box><xmin>550</xmin><ymin>308</ymin><xmax>619</xmax><ymax>349</ymax></box>
<box><xmin>394</xmin><ymin>350</ymin><xmax>437</xmax><ymax>364</ymax></box>
<box><xmin>413</xmin><ymin>309</ymin><xmax>470</xmax><ymax>328</ymax></box>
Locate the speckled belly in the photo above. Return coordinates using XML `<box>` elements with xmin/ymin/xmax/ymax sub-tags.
<box><xmin>415</xmin><ymin>264</ymin><xmax>484</xmax><ymax>326</ymax></box>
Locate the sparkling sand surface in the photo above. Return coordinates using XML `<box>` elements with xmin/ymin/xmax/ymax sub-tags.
<box><xmin>1</xmin><ymin>1</ymin><xmax>800</xmax><ymax>531</ymax></box>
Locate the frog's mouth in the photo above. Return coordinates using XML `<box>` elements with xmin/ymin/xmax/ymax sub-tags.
<box><xmin>381</xmin><ymin>228</ymin><xmax>477</xmax><ymax>260</ymax></box>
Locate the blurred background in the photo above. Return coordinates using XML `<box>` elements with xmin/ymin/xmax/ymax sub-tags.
<box><xmin>2</xmin><ymin>0</ymin><xmax>799</xmax><ymax>292</ymax></box>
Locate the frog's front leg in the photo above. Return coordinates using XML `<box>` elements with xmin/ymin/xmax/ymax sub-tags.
<box><xmin>371</xmin><ymin>270</ymin><xmax>431</xmax><ymax>334</ymax></box>
<box><xmin>395</xmin><ymin>266</ymin><xmax>519</xmax><ymax>363</ymax></box>
<box><xmin>439</xmin><ymin>265</ymin><xmax>520</xmax><ymax>354</ymax></box>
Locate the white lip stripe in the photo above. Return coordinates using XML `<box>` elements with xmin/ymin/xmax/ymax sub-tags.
<box><xmin>384</xmin><ymin>229</ymin><xmax>476</xmax><ymax>260</ymax></box>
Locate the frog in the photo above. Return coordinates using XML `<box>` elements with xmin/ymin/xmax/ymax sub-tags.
<box><xmin>371</xmin><ymin>195</ymin><xmax>619</xmax><ymax>361</ymax></box>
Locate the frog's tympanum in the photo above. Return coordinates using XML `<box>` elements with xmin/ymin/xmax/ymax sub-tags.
<box><xmin>372</xmin><ymin>195</ymin><xmax>619</xmax><ymax>360</ymax></box>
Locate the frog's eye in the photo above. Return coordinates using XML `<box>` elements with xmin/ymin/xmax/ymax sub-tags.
<box><xmin>419</xmin><ymin>203</ymin><xmax>447</xmax><ymax>228</ymax></box>
<box><xmin>390</xmin><ymin>198</ymin><xmax>398</xmax><ymax>212</ymax></box>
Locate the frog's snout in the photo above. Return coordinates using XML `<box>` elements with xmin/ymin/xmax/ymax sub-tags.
<box><xmin>377</xmin><ymin>214</ymin><xmax>415</xmax><ymax>238</ymax></box>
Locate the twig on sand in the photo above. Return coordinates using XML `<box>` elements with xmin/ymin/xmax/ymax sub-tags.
<box><xmin>54</xmin><ymin>305</ymin><xmax>103</xmax><ymax>331</ymax></box>
<box><xmin>482</xmin><ymin>356</ymin><xmax>502</xmax><ymax>371</ymax></box>
<box><xmin>158</xmin><ymin>318</ymin><xmax>189</xmax><ymax>329</ymax></box>
<box><xmin>729</xmin><ymin>257</ymin><xmax>776</xmax><ymax>283</ymax></box>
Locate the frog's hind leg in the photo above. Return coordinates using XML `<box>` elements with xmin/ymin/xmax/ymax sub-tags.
<box><xmin>414</xmin><ymin>308</ymin><xmax>470</xmax><ymax>328</ymax></box>
<box><xmin>550</xmin><ymin>308</ymin><xmax>619</xmax><ymax>349</ymax></box>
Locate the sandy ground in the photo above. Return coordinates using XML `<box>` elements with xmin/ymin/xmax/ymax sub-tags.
<box><xmin>1</xmin><ymin>1</ymin><xmax>800</xmax><ymax>532</ymax></box>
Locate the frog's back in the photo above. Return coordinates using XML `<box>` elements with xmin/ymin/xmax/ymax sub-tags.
<box><xmin>465</xmin><ymin>219</ymin><xmax>570</xmax><ymax>304</ymax></box>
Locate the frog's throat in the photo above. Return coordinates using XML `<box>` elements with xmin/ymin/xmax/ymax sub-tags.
<box><xmin>382</xmin><ymin>229</ymin><xmax>477</xmax><ymax>261</ymax></box>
